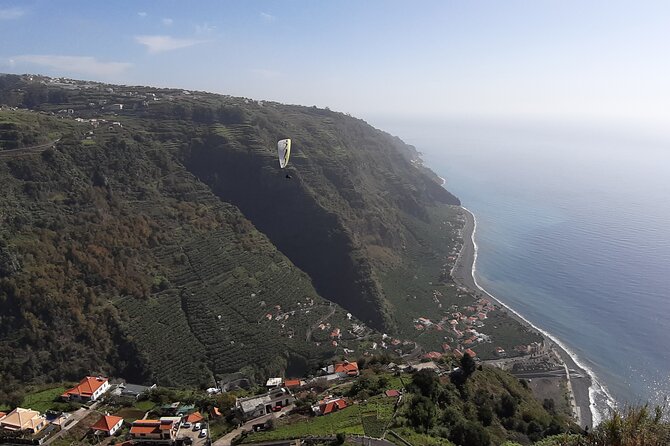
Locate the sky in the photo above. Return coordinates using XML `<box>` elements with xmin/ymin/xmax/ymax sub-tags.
<box><xmin>1</xmin><ymin>0</ymin><xmax>670</xmax><ymax>134</ymax></box>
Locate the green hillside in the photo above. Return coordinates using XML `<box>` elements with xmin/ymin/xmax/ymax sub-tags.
<box><xmin>0</xmin><ymin>74</ymin><xmax>540</xmax><ymax>408</ymax></box>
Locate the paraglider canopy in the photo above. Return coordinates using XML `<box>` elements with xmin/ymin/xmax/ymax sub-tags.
<box><xmin>277</xmin><ymin>139</ymin><xmax>291</xmax><ymax>169</ymax></box>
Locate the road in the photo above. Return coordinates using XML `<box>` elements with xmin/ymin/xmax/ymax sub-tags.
<box><xmin>212</xmin><ymin>404</ymin><xmax>294</xmax><ymax>446</ymax></box>
<box><xmin>305</xmin><ymin>304</ymin><xmax>336</xmax><ymax>341</ymax></box>
<box><xmin>511</xmin><ymin>368</ymin><xmax>585</xmax><ymax>379</ymax></box>
<box><xmin>42</xmin><ymin>403</ymin><xmax>99</xmax><ymax>445</ymax></box>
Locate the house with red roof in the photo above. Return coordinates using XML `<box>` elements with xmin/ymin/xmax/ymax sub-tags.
<box><xmin>284</xmin><ymin>379</ymin><xmax>302</xmax><ymax>389</ymax></box>
<box><xmin>465</xmin><ymin>348</ymin><xmax>477</xmax><ymax>359</ymax></box>
<box><xmin>334</xmin><ymin>361</ymin><xmax>359</xmax><ymax>377</ymax></box>
<box><xmin>385</xmin><ymin>389</ymin><xmax>400</xmax><ymax>398</ymax></box>
<box><xmin>185</xmin><ymin>412</ymin><xmax>204</xmax><ymax>424</ymax></box>
<box><xmin>61</xmin><ymin>376</ymin><xmax>110</xmax><ymax>402</ymax></box>
<box><xmin>91</xmin><ymin>415</ymin><xmax>124</xmax><ymax>436</ymax></box>
<box><xmin>311</xmin><ymin>397</ymin><xmax>347</xmax><ymax>416</ymax></box>
<box><xmin>129</xmin><ymin>417</ymin><xmax>180</xmax><ymax>443</ymax></box>
<box><xmin>423</xmin><ymin>351</ymin><xmax>443</xmax><ymax>360</ymax></box>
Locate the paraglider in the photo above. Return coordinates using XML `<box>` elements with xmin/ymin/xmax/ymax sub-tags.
<box><xmin>277</xmin><ymin>138</ymin><xmax>292</xmax><ymax>179</ymax></box>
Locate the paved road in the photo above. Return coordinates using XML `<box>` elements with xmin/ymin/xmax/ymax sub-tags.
<box><xmin>213</xmin><ymin>405</ymin><xmax>294</xmax><ymax>446</ymax></box>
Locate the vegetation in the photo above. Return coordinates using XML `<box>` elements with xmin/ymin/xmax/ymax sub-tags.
<box><xmin>19</xmin><ymin>385</ymin><xmax>67</xmax><ymax>413</ymax></box>
<box><xmin>0</xmin><ymin>73</ymin><xmax>462</xmax><ymax>401</ymax></box>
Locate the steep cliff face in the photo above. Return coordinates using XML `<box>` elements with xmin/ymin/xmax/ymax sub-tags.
<box><xmin>182</xmin><ymin>106</ymin><xmax>458</xmax><ymax>330</ymax></box>
<box><xmin>0</xmin><ymin>75</ymin><xmax>459</xmax><ymax>397</ymax></box>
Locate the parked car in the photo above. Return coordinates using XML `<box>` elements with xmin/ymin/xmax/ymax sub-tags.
<box><xmin>271</xmin><ymin>405</ymin><xmax>282</xmax><ymax>412</ymax></box>
<box><xmin>199</xmin><ymin>429</ymin><xmax>208</xmax><ymax>438</ymax></box>
<box><xmin>193</xmin><ymin>423</ymin><xmax>201</xmax><ymax>431</ymax></box>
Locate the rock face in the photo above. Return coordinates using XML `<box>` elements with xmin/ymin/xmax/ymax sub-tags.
<box><xmin>0</xmin><ymin>75</ymin><xmax>459</xmax><ymax>393</ymax></box>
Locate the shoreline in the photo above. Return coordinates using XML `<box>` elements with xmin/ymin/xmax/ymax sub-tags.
<box><xmin>451</xmin><ymin>206</ymin><xmax>595</xmax><ymax>429</ymax></box>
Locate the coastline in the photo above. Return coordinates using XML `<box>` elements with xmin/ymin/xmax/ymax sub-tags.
<box><xmin>451</xmin><ymin>206</ymin><xmax>594</xmax><ymax>429</ymax></box>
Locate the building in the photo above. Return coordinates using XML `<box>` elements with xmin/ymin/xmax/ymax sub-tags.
<box><xmin>129</xmin><ymin>417</ymin><xmax>180</xmax><ymax>443</ymax></box>
<box><xmin>334</xmin><ymin>361</ymin><xmax>359</xmax><ymax>377</ymax></box>
<box><xmin>236</xmin><ymin>388</ymin><xmax>294</xmax><ymax>420</ymax></box>
<box><xmin>118</xmin><ymin>383</ymin><xmax>156</xmax><ymax>399</ymax></box>
<box><xmin>265</xmin><ymin>378</ymin><xmax>283</xmax><ymax>388</ymax></box>
<box><xmin>311</xmin><ymin>397</ymin><xmax>347</xmax><ymax>416</ymax></box>
<box><xmin>91</xmin><ymin>415</ymin><xmax>124</xmax><ymax>436</ymax></box>
<box><xmin>0</xmin><ymin>408</ymin><xmax>47</xmax><ymax>434</ymax></box>
<box><xmin>110</xmin><ymin>104</ymin><xmax>123</xmax><ymax>110</ymax></box>
<box><xmin>62</xmin><ymin>376</ymin><xmax>110</xmax><ymax>402</ymax></box>
<box><xmin>283</xmin><ymin>379</ymin><xmax>302</xmax><ymax>389</ymax></box>
<box><xmin>410</xmin><ymin>361</ymin><xmax>439</xmax><ymax>372</ymax></box>
<box><xmin>184</xmin><ymin>412</ymin><xmax>204</xmax><ymax>425</ymax></box>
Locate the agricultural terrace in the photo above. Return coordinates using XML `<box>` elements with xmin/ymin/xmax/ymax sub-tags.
<box><xmin>245</xmin><ymin>395</ymin><xmax>396</xmax><ymax>442</ymax></box>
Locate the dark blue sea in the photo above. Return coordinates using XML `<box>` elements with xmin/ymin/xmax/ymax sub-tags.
<box><xmin>377</xmin><ymin>117</ymin><xmax>670</xmax><ymax>424</ymax></box>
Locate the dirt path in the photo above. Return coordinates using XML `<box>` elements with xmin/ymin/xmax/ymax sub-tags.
<box><xmin>0</xmin><ymin>139</ymin><xmax>59</xmax><ymax>158</ymax></box>
<box><xmin>305</xmin><ymin>304</ymin><xmax>336</xmax><ymax>341</ymax></box>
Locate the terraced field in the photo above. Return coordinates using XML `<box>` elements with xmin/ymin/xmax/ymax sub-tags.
<box><xmin>114</xmin><ymin>167</ymin><xmax>359</xmax><ymax>385</ymax></box>
<box><xmin>246</xmin><ymin>395</ymin><xmax>396</xmax><ymax>442</ymax></box>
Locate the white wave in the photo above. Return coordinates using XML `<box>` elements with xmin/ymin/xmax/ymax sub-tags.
<box><xmin>460</xmin><ymin>206</ymin><xmax>617</xmax><ymax>426</ymax></box>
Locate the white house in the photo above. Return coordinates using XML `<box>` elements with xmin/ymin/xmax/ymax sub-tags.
<box><xmin>91</xmin><ymin>415</ymin><xmax>124</xmax><ymax>436</ymax></box>
<box><xmin>61</xmin><ymin>376</ymin><xmax>110</xmax><ymax>402</ymax></box>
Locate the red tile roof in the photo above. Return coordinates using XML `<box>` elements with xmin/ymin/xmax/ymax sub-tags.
<box><xmin>130</xmin><ymin>424</ymin><xmax>159</xmax><ymax>435</ymax></box>
<box><xmin>385</xmin><ymin>389</ymin><xmax>400</xmax><ymax>398</ymax></box>
<box><xmin>130</xmin><ymin>420</ymin><xmax>165</xmax><ymax>434</ymax></box>
<box><xmin>62</xmin><ymin>376</ymin><xmax>108</xmax><ymax>399</ymax></box>
<box><xmin>284</xmin><ymin>379</ymin><xmax>301</xmax><ymax>388</ymax></box>
<box><xmin>423</xmin><ymin>351</ymin><xmax>443</xmax><ymax>360</ymax></box>
<box><xmin>0</xmin><ymin>412</ymin><xmax>6</xmax><ymax>419</ymax></box>
<box><xmin>91</xmin><ymin>415</ymin><xmax>123</xmax><ymax>432</ymax></box>
<box><xmin>186</xmin><ymin>412</ymin><xmax>204</xmax><ymax>424</ymax></box>
<box><xmin>465</xmin><ymin>348</ymin><xmax>477</xmax><ymax>358</ymax></box>
<box><xmin>334</xmin><ymin>362</ymin><xmax>359</xmax><ymax>376</ymax></box>
<box><xmin>323</xmin><ymin>399</ymin><xmax>347</xmax><ymax>414</ymax></box>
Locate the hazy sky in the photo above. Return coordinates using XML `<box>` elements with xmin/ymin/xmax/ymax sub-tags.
<box><xmin>1</xmin><ymin>1</ymin><xmax>669</xmax><ymax>131</ymax></box>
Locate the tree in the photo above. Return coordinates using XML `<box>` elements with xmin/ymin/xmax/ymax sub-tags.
<box><xmin>460</xmin><ymin>352</ymin><xmax>476</xmax><ymax>377</ymax></box>
<box><xmin>497</xmin><ymin>393</ymin><xmax>518</xmax><ymax>418</ymax></box>
<box><xmin>406</xmin><ymin>395</ymin><xmax>436</xmax><ymax>432</ymax></box>
<box><xmin>411</xmin><ymin>369</ymin><xmax>439</xmax><ymax>399</ymax></box>
<box><xmin>449</xmin><ymin>420</ymin><xmax>490</xmax><ymax>446</ymax></box>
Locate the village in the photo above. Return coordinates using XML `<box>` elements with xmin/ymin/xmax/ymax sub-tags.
<box><xmin>0</xmin><ymin>329</ymin><xmax>571</xmax><ymax>446</ymax></box>
<box><xmin>0</xmin><ymin>361</ymin><xmax>399</xmax><ymax>446</ymax></box>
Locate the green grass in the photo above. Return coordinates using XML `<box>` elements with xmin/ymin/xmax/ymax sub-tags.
<box><xmin>20</xmin><ymin>386</ymin><xmax>67</xmax><ymax>413</ymax></box>
<box><xmin>246</xmin><ymin>407</ymin><xmax>364</xmax><ymax>442</ymax></box>
<box><xmin>389</xmin><ymin>428</ymin><xmax>455</xmax><ymax>445</ymax></box>
<box><xmin>208</xmin><ymin>420</ymin><xmax>233</xmax><ymax>441</ymax></box>
<box><xmin>133</xmin><ymin>399</ymin><xmax>156</xmax><ymax>411</ymax></box>
<box><xmin>246</xmin><ymin>394</ymin><xmax>396</xmax><ymax>443</ymax></box>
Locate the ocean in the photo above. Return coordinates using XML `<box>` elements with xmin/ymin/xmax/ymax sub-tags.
<box><xmin>379</xmin><ymin>117</ymin><xmax>670</xmax><ymax>424</ymax></box>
